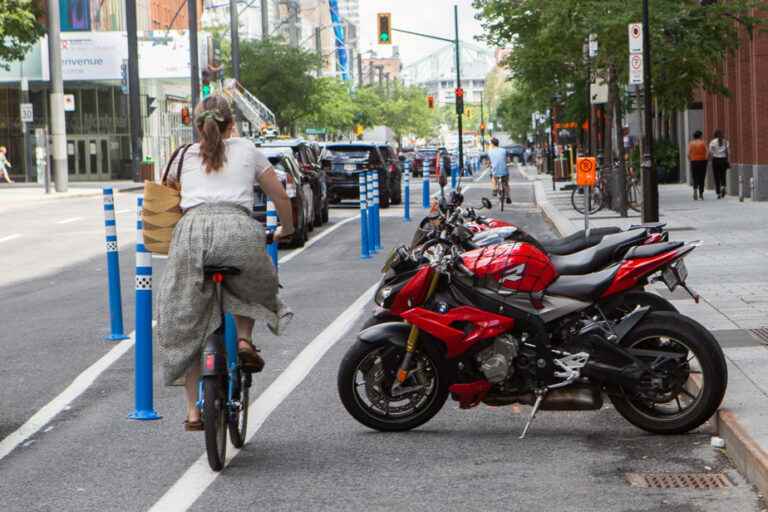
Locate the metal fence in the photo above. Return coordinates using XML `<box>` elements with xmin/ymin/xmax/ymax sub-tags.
<box><xmin>142</xmin><ymin>111</ymin><xmax>193</xmax><ymax>181</ymax></box>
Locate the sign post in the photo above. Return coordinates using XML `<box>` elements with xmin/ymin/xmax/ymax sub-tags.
<box><xmin>576</xmin><ymin>157</ymin><xmax>597</xmax><ymax>238</ymax></box>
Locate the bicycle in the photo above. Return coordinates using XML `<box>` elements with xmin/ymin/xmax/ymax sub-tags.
<box><xmin>570</xmin><ymin>163</ymin><xmax>642</xmax><ymax>214</ymax></box>
<box><xmin>495</xmin><ymin>174</ymin><xmax>509</xmax><ymax>212</ymax></box>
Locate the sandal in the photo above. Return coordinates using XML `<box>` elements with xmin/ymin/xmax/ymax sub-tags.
<box><xmin>237</xmin><ymin>339</ymin><xmax>265</xmax><ymax>373</ymax></box>
<box><xmin>184</xmin><ymin>419</ymin><xmax>203</xmax><ymax>431</ymax></box>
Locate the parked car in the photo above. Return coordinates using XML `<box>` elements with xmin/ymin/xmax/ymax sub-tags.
<box><xmin>252</xmin><ymin>147</ymin><xmax>314</xmax><ymax>247</ymax></box>
<box><xmin>375</xmin><ymin>144</ymin><xmax>403</xmax><ymax>205</ymax></box>
<box><xmin>260</xmin><ymin>139</ymin><xmax>329</xmax><ymax>226</ymax></box>
<box><xmin>321</xmin><ymin>143</ymin><xmax>393</xmax><ymax>208</ymax></box>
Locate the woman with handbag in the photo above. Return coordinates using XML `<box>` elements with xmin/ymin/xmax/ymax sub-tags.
<box><xmin>709</xmin><ymin>129</ymin><xmax>730</xmax><ymax>199</ymax></box>
<box><xmin>155</xmin><ymin>95</ymin><xmax>294</xmax><ymax>431</ymax></box>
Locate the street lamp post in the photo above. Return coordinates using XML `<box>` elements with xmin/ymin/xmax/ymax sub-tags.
<box><xmin>229</xmin><ymin>0</ymin><xmax>241</xmax><ymax>82</ymax></box>
<box><xmin>641</xmin><ymin>0</ymin><xmax>659</xmax><ymax>222</ymax></box>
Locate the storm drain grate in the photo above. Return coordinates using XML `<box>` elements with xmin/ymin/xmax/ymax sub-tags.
<box><xmin>748</xmin><ymin>328</ymin><xmax>768</xmax><ymax>344</ymax></box>
<box><xmin>625</xmin><ymin>473</ymin><xmax>733</xmax><ymax>489</ymax></box>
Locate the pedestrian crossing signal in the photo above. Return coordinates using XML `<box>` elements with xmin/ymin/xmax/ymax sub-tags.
<box><xmin>427</xmin><ymin>95</ymin><xmax>434</xmax><ymax>109</ymax></box>
<box><xmin>377</xmin><ymin>13</ymin><xmax>392</xmax><ymax>45</ymax></box>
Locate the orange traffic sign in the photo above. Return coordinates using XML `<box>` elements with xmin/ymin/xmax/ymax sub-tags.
<box><xmin>576</xmin><ymin>157</ymin><xmax>597</xmax><ymax>187</ymax></box>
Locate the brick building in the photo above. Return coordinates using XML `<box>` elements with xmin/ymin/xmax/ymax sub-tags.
<box><xmin>150</xmin><ymin>0</ymin><xmax>202</xmax><ymax>31</ymax></box>
<box><xmin>702</xmin><ymin>10</ymin><xmax>768</xmax><ymax>200</ymax></box>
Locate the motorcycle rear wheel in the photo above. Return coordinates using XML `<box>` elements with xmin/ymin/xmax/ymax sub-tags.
<box><xmin>608</xmin><ymin>312</ymin><xmax>727</xmax><ymax>435</ymax></box>
<box><xmin>338</xmin><ymin>340</ymin><xmax>448</xmax><ymax>432</ymax></box>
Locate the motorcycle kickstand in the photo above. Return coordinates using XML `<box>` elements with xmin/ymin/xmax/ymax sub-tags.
<box><xmin>519</xmin><ymin>390</ymin><xmax>546</xmax><ymax>440</ymax></box>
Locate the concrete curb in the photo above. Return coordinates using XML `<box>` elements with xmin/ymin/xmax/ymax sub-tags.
<box><xmin>533</xmin><ymin>171</ymin><xmax>768</xmax><ymax>499</ymax></box>
<box><xmin>717</xmin><ymin>409</ymin><xmax>768</xmax><ymax>498</ymax></box>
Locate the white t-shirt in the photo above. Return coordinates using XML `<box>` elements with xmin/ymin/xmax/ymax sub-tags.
<box><xmin>709</xmin><ymin>138</ymin><xmax>729</xmax><ymax>159</ymax></box>
<box><xmin>177</xmin><ymin>138</ymin><xmax>271</xmax><ymax>211</ymax></box>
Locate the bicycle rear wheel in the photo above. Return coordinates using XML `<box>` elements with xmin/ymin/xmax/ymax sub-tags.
<box><xmin>228</xmin><ymin>371</ymin><xmax>251</xmax><ymax>448</ymax></box>
<box><xmin>203</xmin><ymin>376</ymin><xmax>227</xmax><ymax>471</ymax></box>
<box><xmin>571</xmin><ymin>186</ymin><xmax>603</xmax><ymax>214</ymax></box>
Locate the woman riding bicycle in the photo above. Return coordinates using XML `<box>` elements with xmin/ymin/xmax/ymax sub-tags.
<box><xmin>489</xmin><ymin>137</ymin><xmax>510</xmax><ymax>203</ymax></box>
<box><xmin>156</xmin><ymin>96</ymin><xmax>294</xmax><ymax>431</ymax></box>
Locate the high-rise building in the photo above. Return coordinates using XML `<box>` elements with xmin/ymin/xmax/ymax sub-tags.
<box><xmin>336</xmin><ymin>0</ymin><xmax>359</xmax><ymax>51</ymax></box>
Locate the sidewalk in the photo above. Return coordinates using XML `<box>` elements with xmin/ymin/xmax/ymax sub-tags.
<box><xmin>0</xmin><ymin>181</ymin><xmax>143</xmax><ymax>211</ymax></box>
<box><xmin>523</xmin><ymin>165</ymin><xmax>768</xmax><ymax>497</ymax></box>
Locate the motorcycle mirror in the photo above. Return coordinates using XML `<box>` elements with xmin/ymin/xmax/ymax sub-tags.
<box><xmin>481</xmin><ymin>197</ymin><xmax>492</xmax><ymax>209</ymax></box>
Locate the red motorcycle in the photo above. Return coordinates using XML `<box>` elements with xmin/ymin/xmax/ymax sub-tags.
<box><xmin>338</xmin><ymin>237</ymin><xmax>725</xmax><ymax>437</ymax></box>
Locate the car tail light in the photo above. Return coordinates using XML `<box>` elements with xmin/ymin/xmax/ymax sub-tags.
<box><xmin>285</xmin><ymin>174</ymin><xmax>297</xmax><ymax>198</ymax></box>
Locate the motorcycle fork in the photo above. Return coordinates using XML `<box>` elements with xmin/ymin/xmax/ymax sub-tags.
<box><xmin>396</xmin><ymin>270</ymin><xmax>441</xmax><ymax>384</ymax></box>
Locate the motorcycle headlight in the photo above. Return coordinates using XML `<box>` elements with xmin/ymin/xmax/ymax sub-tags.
<box><xmin>374</xmin><ymin>285</ymin><xmax>393</xmax><ymax>307</ymax></box>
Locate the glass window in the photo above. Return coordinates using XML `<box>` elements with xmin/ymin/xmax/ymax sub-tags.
<box><xmin>81</xmin><ymin>89</ymin><xmax>98</xmax><ymax>132</ymax></box>
<box><xmin>98</xmin><ymin>88</ymin><xmax>113</xmax><ymax>133</ymax></box>
<box><xmin>65</xmin><ymin>89</ymin><xmax>81</xmax><ymax>134</ymax></box>
<box><xmin>115</xmin><ymin>92</ymin><xmax>129</xmax><ymax>133</ymax></box>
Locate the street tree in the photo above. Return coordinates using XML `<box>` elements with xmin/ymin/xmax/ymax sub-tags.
<box><xmin>0</xmin><ymin>0</ymin><xmax>44</xmax><ymax>67</ymax></box>
<box><xmin>379</xmin><ymin>84</ymin><xmax>438</xmax><ymax>147</ymax></box>
<box><xmin>238</xmin><ymin>38</ymin><xmax>322</xmax><ymax>132</ymax></box>
<box><xmin>302</xmin><ymin>77</ymin><xmax>356</xmax><ymax>139</ymax></box>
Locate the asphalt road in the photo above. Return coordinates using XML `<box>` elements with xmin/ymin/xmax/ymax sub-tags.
<box><xmin>0</xmin><ymin>169</ymin><xmax>762</xmax><ymax>512</ymax></box>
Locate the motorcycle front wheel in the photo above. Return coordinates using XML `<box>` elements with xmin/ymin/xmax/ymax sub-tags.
<box><xmin>609</xmin><ymin>311</ymin><xmax>727</xmax><ymax>435</ymax></box>
<box><xmin>337</xmin><ymin>340</ymin><xmax>448</xmax><ymax>432</ymax></box>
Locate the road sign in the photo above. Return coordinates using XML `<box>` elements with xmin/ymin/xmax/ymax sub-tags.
<box><xmin>377</xmin><ymin>13</ymin><xmax>392</xmax><ymax>45</ymax></box>
<box><xmin>20</xmin><ymin>103</ymin><xmax>33</xmax><ymax>123</ymax></box>
<box><xmin>576</xmin><ymin>157</ymin><xmax>597</xmax><ymax>187</ymax></box>
<box><xmin>629</xmin><ymin>54</ymin><xmax>644</xmax><ymax>85</ymax></box>
<box><xmin>588</xmin><ymin>33</ymin><xmax>598</xmax><ymax>58</ymax></box>
<box><xmin>628</xmin><ymin>23</ymin><xmax>643</xmax><ymax>53</ymax></box>
<box><xmin>63</xmin><ymin>94</ymin><xmax>76</xmax><ymax>112</ymax></box>
<box><xmin>305</xmin><ymin>128</ymin><xmax>327</xmax><ymax>135</ymax></box>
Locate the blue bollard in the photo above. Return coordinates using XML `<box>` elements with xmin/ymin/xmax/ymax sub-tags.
<box><xmin>366</xmin><ymin>171</ymin><xmax>377</xmax><ymax>253</ymax></box>
<box><xmin>403</xmin><ymin>161</ymin><xmax>411</xmax><ymax>223</ymax></box>
<box><xmin>102</xmin><ymin>188</ymin><xmax>129</xmax><ymax>342</ymax></box>
<box><xmin>129</xmin><ymin>196</ymin><xmax>161</xmax><ymax>421</ymax></box>
<box><xmin>358</xmin><ymin>172</ymin><xmax>371</xmax><ymax>259</ymax></box>
<box><xmin>373</xmin><ymin>171</ymin><xmax>382</xmax><ymax>250</ymax></box>
<box><xmin>266</xmin><ymin>199</ymin><xmax>278</xmax><ymax>269</ymax></box>
<box><xmin>451</xmin><ymin>161</ymin><xmax>458</xmax><ymax>190</ymax></box>
<box><xmin>422</xmin><ymin>160</ymin><xmax>430</xmax><ymax>208</ymax></box>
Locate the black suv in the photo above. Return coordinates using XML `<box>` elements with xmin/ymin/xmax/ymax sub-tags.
<box><xmin>321</xmin><ymin>143</ymin><xmax>395</xmax><ymax>208</ymax></box>
<box><xmin>375</xmin><ymin>144</ymin><xmax>402</xmax><ymax>205</ymax></box>
<box><xmin>260</xmin><ymin>139</ymin><xmax>329</xmax><ymax>225</ymax></box>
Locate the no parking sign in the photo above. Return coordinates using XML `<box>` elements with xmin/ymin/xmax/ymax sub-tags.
<box><xmin>576</xmin><ymin>157</ymin><xmax>597</xmax><ymax>187</ymax></box>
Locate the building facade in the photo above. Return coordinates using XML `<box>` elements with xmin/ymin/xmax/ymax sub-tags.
<box><xmin>402</xmin><ymin>42</ymin><xmax>495</xmax><ymax>106</ymax></box>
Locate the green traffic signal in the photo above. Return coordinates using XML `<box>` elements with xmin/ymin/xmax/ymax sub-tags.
<box><xmin>379</xmin><ymin>33</ymin><xmax>389</xmax><ymax>42</ymax></box>
<box><xmin>202</xmin><ymin>84</ymin><xmax>211</xmax><ymax>98</ymax></box>
<box><xmin>377</xmin><ymin>13</ymin><xmax>392</xmax><ymax>45</ymax></box>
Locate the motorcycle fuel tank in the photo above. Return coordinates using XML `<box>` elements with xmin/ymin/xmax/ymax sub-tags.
<box><xmin>461</xmin><ymin>242</ymin><xmax>558</xmax><ymax>293</ymax></box>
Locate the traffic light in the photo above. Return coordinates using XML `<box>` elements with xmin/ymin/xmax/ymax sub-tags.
<box><xmin>455</xmin><ymin>87</ymin><xmax>464</xmax><ymax>115</ymax></box>
<box><xmin>201</xmin><ymin>67</ymin><xmax>212</xmax><ymax>98</ymax></box>
<box><xmin>427</xmin><ymin>95</ymin><xmax>434</xmax><ymax>109</ymax></box>
<box><xmin>377</xmin><ymin>13</ymin><xmax>392</xmax><ymax>44</ymax></box>
<box><xmin>479</xmin><ymin>122</ymin><xmax>486</xmax><ymax>133</ymax></box>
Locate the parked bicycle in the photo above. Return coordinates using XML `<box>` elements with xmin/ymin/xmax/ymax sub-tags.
<box><xmin>571</xmin><ymin>163</ymin><xmax>642</xmax><ymax>214</ymax></box>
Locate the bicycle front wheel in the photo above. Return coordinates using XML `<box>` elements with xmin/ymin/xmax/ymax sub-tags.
<box><xmin>203</xmin><ymin>376</ymin><xmax>228</xmax><ymax>471</ymax></box>
<box><xmin>228</xmin><ymin>371</ymin><xmax>250</xmax><ymax>448</ymax></box>
<box><xmin>627</xmin><ymin>180</ymin><xmax>642</xmax><ymax>213</ymax></box>
<box><xmin>571</xmin><ymin>186</ymin><xmax>603</xmax><ymax>214</ymax></box>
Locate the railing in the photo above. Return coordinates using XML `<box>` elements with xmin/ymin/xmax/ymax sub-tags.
<box><xmin>222</xmin><ymin>79</ymin><xmax>277</xmax><ymax>128</ymax></box>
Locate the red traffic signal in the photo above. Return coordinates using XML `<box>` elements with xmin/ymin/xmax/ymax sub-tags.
<box><xmin>427</xmin><ymin>95</ymin><xmax>435</xmax><ymax>109</ymax></box>
<box><xmin>455</xmin><ymin>87</ymin><xmax>464</xmax><ymax>98</ymax></box>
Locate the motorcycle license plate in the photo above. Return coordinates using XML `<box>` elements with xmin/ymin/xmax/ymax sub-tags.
<box><xmin>662</xmin><ymin>260</ymin><xmax>687</xmax><ymax>291</ymax></box>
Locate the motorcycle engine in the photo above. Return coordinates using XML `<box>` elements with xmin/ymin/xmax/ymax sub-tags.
<box><xmin>476</xmin><ymin>334</ymin><xmax>519</xmax><ymax>383</ymax></box>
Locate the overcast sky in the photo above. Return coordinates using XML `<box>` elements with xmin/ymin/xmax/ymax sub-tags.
<box><xmin>357</xmin><ymin>0</ymin><xmax>491</xmax><ymax>65</ymax></box>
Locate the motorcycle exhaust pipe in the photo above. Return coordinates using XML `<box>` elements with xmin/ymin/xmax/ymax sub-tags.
<box><xmin>483</xmin><ymin>384</ymin><xmax>603</xmax><ymax>411</ymax></box>
<box><xmin>581</xmin><ymin>361</ymin><xmax>644</xmax><ymax>388</ymax></box>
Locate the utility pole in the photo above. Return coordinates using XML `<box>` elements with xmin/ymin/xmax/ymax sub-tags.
<box><xmin>261</xmin><ymin>0</ymin><xmax>269</xmax><ymax>40</ymax></box>
<box><xmin>357</xmin><ymin>52</ymin><xmax>363</xmax><ymax>88</ymax></box>
<box><xmin>641</xmin><ymin>0</ymin><xmax>658</xmax><ymax>222</ymax></box>
<box><xmin>377</xmin><ymin>65</ymin><xmax>384</xmax><ymax>87</ymax></box>
<box><xmin>188</xmin><ymin>0</ymin><xmax>200</xmax><ymax>141</ymax></box>
<box><xmin>454</xmin><ymin>5</ymin><xmax>464</xmax><ymax>176</ymax></box>
<box><xmin>315</xmin><ymin>27</ymin><xmax>322</xmax><ymax>77</ymax></box>
<box><xmin>20</xmin><ymin>72</ymin><xmax>34</xmax><ymax>182</ymax></box>
<box><xmin>385</xmin><ymin>73</ymin><xmax>390</xmax><ymax>97</ymax></box>
<box><xmin>230</xmin><ymin>0</ymin><xmax>241</xmax><ymax>82</ymax></box>
<box><xmin>46</xmin><ymin>0</ymin><xmax>67</xmax><ymax>192</ymax></box>
<box><xmin>479</xmin><ymin>90</ymin><xmax>486</xmax><ymax>152</ymax></box>
<box><xmin>126</xmin><ymin>0</ymin><xmax>143</xmax><ymax>180</ymax></box>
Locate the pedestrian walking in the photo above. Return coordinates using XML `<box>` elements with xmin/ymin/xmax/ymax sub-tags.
<box><xmin>709</xmin><ymin>129</ymin><xmax>730</xmax><ymax>199</ymax></box>
<box><xmin>687</xmin><ymin>131</ymin><xmax>708</xmax><ymax>200</ymax></box>
<box><xmin>155</xmin><ymin>95</ymin><xmax>294</xmax><ymax>431</ymax></box>
<box><xmin>0</xmin><ymin>146</ymin><xmax>14</xmax><ymax>183</ymax></box>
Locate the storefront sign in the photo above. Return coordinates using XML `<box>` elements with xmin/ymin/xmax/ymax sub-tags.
<box><xmin>20</xmin><ymin>103</ymin><xmax>33</xmax><ymax>123</ymax></box>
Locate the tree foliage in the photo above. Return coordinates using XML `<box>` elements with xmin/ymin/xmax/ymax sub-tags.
<box><xmin>0</xmin><ymin>0</ymin><xmax>44</xmax><ymax>67</ymax></box>
<box><xmin>473</xmin><ymin>0</ymin><xmax>765</xmax><ymax>138</ymax></box>
<box><xmin>239</xmin><ymin>38</ymin><xmax>322</xmax><ymax>130</ymax></box>
<box><xmin>301</xmin><ymin>77</ymin><xmax>356</xmax><ymax>138</ymax></box>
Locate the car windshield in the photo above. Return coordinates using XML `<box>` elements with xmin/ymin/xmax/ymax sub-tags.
<box><xmin>324</xmin><ymin>147</ymin><xmax>374</xmax><ymax>160</ymax></box>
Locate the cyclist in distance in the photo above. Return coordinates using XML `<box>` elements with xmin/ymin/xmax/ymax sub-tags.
<box><xmin>489</xmin><ymin>137</ymin><xmax>510</xmax><ymax>203</ymax></box>
<box><xmin>156</xmin><ymin>95</ymin><xmax>294</xmax><ymax>431</ymax></box>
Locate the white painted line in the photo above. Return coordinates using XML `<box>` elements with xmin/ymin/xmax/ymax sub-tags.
<box><xmin>0</xmin><ymin>331</ymin><xmax>138</xmax><ymax>462</ymax></box>
<box><xmin>148</xmin><ymin>282</ymin><xmax>378</xmax><ymax>512</ymax></box>
<box><xmin>278</xmin><ymin>215</ymin><xmax>359</xmax><ymax>265</ymax></box>
<box><xmin>0</xmin><ymin>234</ymin><xmax>21</xmax><ymax>244</ymax></box>
<box><xmin>115</xmin><ymin>209</ymin><xmax>133</xmax><ymax>215</ymax></box>
<box><xmin>56</xmin><ymin>217</ymin><xmax>84</xmax><ymax>225</ymax></box>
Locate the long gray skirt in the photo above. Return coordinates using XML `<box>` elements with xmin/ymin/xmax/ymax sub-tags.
<box><xmin>156</xmin><ymin>203</ymin><xmax>291</xmax><ymax>386</ymax></box>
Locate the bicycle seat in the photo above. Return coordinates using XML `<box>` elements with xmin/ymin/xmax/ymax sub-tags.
<box><xmin>204</xmin><ymin>266</ymin><xmax>241</xmax><ymax>277</ymax></box>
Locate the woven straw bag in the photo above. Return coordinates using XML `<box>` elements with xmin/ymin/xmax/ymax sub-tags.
<box><xmin>141</xmin><ymin>144</ymin><xmax>191</xmax><ymax>254</ymax></box>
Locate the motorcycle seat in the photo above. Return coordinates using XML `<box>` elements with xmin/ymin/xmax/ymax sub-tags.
<box><xmin>546</xmin><ymin>265</ymin><xmax>620</xmax><ymax>301</ymax></box>
<box><xmin>540</xmin><ymin>226</ymin><xmax>621</xmax><ymax>255</ymax></box>
<box><xmin>549</xmin><ymin>230</ymin><xmax>648</xmax><ymax>275</ymax></box>
<box><xmin>204</xmin><ymin>265</ymin><xmax>241</xmax><ymax>277</ymax></box>
<box><xmin>624</xmin><ymin>241</ymin><xmax>683</xmax><ymax>259</ymax></box>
